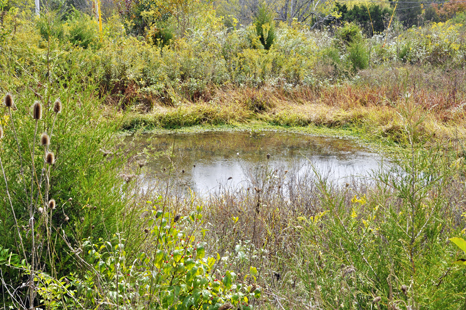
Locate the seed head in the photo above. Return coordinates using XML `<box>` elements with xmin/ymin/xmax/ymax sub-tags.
<box><xmin>46</xmin><ymin>152</ymin><xmax>55</xmax><ymax>165</ymax></box>
<box><xmin>0</xmin><ymin>126</ymin><xmax>3</xmax><ymax>139</ymax></box>
<box><xmin>219</xmin><ymin>303</ymin><xmax>234</xmax><ymax>310</ymax></box>
<box><xmin>64</xmin><ymin>215</ymin><xmax>69</xmax><ymax>222</ymax></box>
<box><xmin>38</xmin><ymin>207</ymin><xmax>44</xmax><ymax>214</ymax></box>
<box><xmin>4</xmin><ymin>93</ymin><xmax>13</xmax><ymax>108</ymax></box>
<box><xmin>174</xmin><ymin>214</ymin><xmax>181</xmax><ymax>222</ymax></box>
<box><xmin>267</xmin><ymin>154</ymin><xmax>270</xmax><ymax>159</ymax></box>
<box><xmin>373</xmin><ymin>297</ymin><xmax>381</xmax><ymax>304</ymax></box>
<box><xmin>48</xmin><ymin>199</ymin><xmax>56</xmax><ymax>210</ymax></box>
<box><xmin>32</xmin><ymin>101</ymin><xmax>42</xmax><ymax>120</ymax></box>
<box><xmin>41</xmin><ymin>133</ymin><xmax>50</xmax><ymax>146</ymax></box>
<box><xmin>401</xmin><ymin>285</ymin><xmax>408</xmax><ymax>295</ymax></box>
<box><xmin>53</xmin><ymin>99</ymin><xmax>62</xmax><ymax>114</ymax></box>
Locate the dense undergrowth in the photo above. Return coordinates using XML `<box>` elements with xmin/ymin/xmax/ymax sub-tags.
<box><xmin>1</xmin><ymin>3</ymin><xmax>466</xmax><ymax>310</ymax></box>
<box><xmin>1</xmin><ymin>9</ymin><xmax>466</xmax><ymax>141</ymax></box>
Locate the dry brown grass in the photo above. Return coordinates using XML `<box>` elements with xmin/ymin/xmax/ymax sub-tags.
<box><xmin>120</xmin><ymin>71</ymin><xmax>466</xmax><ymax>144</ymax></box>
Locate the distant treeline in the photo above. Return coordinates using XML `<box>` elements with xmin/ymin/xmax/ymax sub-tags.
<box><xmin>328</xmin><ymin>1</ymin><xmax>445</xmax><ymax>35</ymax></box>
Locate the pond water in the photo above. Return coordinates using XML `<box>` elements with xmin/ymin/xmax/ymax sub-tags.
<box><xmin>127</xmin><ymin>131</ymin><xmax>385</xmax><ymax>195</ymax></box>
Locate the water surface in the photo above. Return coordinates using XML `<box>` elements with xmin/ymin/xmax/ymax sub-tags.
<box><xmin>127</xmin><ymin>131</ymin><xmax>384</xmax><ymax>195</ymax></box>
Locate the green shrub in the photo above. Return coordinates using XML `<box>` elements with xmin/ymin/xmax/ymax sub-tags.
<box><xmin>335</xmin><ymin>2</ymin><xmax>393</xmax><ymax>36</ymax></box>
<box><xmin>335</xmin><ymin>22</ymin><xmax>363</xmax><ymax>46</ymax></box>
<box><xmin>398</xmin><ymin>42</ymin><xmax>411</xmax><ymax>62</ymax></box>
<box><xmin>253</xmin><ymin>4</ymin><xmax>276</xmax><ymax>50</ymax></box>
<box><xmin>37</xmin><ymin>11</ymin><xmax>65</xmax><ymax>41</ymax></box>
<box><xmin>0</xmin><ymin>23</ymin><xmax>128</xmax><ymax>281</ymax></box>
<box><xmin>347</xmin><ymin>40</ymin><xmax>369</xmax><ymax>71</ymax></box>
<box><xmin>67</xmin><ymin>10</ymin><xmax>100</xmax><ymax>49</ymax></box>
<box><xmin>147</xmin><ymin>24</ymin><xmax>174</xmax><ymax>46</ymax></box>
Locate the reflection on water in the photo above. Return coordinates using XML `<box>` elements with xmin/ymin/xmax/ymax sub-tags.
<box><xmin>126</xmin><ymin>131</ymin><xmax>385</xmax><ymax>195</ymax></box>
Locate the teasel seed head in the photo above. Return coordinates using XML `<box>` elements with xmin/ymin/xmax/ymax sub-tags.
<box><xmin>0</xmin><ymin>126</ymin><xmax>3</xmax><ymax>139</ymax></box>
<box><xmin>4</xmin><ymin>93</ymin><xmax>13</xmax><ymax>108</ymax></box>
<box><xmin>38</xmin><ymin>207</ymin><xmax>44</xmax><ymax>214</ymax></box>
<box><xmin>53</xmin><ymin>99</ymin><xmax>62</xmax><ymax>114</ymax></box>
<box><xmin>174</xmin><ymin>214</ymin><xmax>181</xmax><ymax>222</ymax></box>
<box><xmin>32</xmin><ymin>101</ymin><xmax>42</xmax><ymax>120</ymax></box>
<box><xmin>46</xmin><ymin>152</ymin><xmax>55</xmax><ymax>165</ymax></box>
<box><xmin>41</xmin><ymin>133</ymin><xmax>50</xmax><ymax>146</ymax></box>
<box><xmin>48</xmin><ymin>199</ymin><xmax>56</xmax><ymax>210</ymax></box>
<box><xmin>64</xmin><ymin>215</ymin><xmax>69</xmax><ymax>222</ymax></box>
<box><xmin>401</xmin><ymin>285</ymin><xmax>408</xmax><ymax>295</ymax></box>
<box><xmin>219</xmin><ymin>303</ymin><xmax>234</xmax><ymax>310</ymax></box>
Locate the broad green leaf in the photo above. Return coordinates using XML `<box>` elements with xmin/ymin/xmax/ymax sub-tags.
<box><xmin>173</xmin><ymin>249</ymin><xmax>182</xmax><ymax>261</ymax></box>
<box><xmin>155</xmin><ymin>250</ymin><xmax>164</xmax><ymax>268</ymax></box>
<box><xmin>223</xmin><ymin>272</ymin><xmax>232</xmax><ymax>289</ymax></box>
<box><xmin>450</xmin><ymin>237</ymin><xmax>466</xmax><ymax>253</ymax></box>
<box><xmin>196</xmin><ymin>246</ymin><xmax>205</xmax><ymax>259</ymax></box>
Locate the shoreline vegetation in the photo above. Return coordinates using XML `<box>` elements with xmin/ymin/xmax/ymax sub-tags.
<box><xmin>1</xmin><ymin>1</ymin><xmax>466</xmax><ymax>309</ymax></box>
<box><xmin>120</xmin><ymin>77</ymin><xmax>466</xmax><ymax>143</ymax></box>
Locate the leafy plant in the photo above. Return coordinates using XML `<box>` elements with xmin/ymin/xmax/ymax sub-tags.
<box><xmin>37</xmin><ymin>11</ymin><xmax>65</xmax><ymax>41</ymax></box>
<box><xmin>75</xmin><ymin>200</ymin><xmax>261</xmax><ymax>309</ymax></box>
<box><xmin>347</xmin><ymin>40</ymin><xmax>369</xmax><ymax>72</ymax></box>
<box><xmin>335</xmin><ymin>22</ymin><xmax>363</xmax><ymax>46</ymax></box>
<box><xmin>253</xmin><ymin>4</ymin><xmax>276</xmax><ymax>50</ymax></box>
<box><xmin>67</xmin><ymin>10</ymin><xmax>101</xmax><ymax>49</ymax></box>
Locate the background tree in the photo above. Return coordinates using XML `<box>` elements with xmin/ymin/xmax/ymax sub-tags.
<box><xmin>432</xmin><ymin>0</ymin><xmax>466</xmax><ymax>21</ymax></box>
<box><xmin>392</xmin><ymin>0</ymin><xmax>422</xmax><ymax>27</ymax></box>
<box><xmin>331</xmin><ymin>2</ymin><xmax>392</xmax><ymax>36</ymax></box>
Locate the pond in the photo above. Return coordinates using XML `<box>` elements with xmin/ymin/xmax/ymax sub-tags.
<box><xmin>126</xmin><ymin>131</ymin><xmax>386</xmax><ymax>195</ymax></box>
